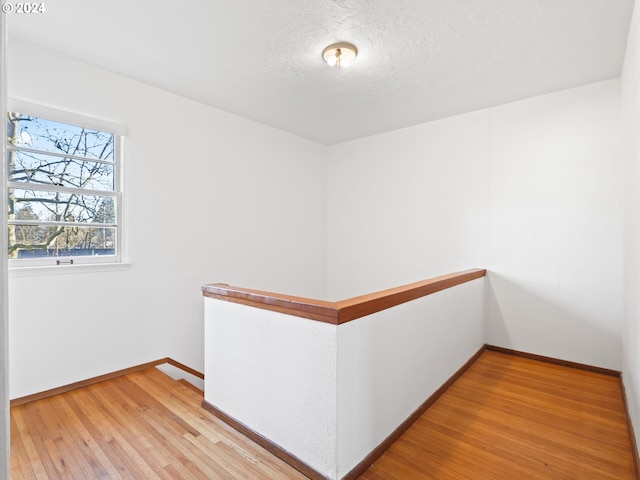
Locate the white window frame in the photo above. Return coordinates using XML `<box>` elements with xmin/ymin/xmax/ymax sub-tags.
<box><xmin>7</xmin><ymin>99</ymin><xmax>125</xmax><ymax>268</ymax></box>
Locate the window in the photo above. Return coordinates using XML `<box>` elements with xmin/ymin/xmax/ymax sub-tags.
<box><xmin>6</xmin><ymin>101</ymin><xmax>123</xmax><ymax>267</ymax></box>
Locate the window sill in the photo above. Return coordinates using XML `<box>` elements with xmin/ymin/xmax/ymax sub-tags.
<box><xmin>8</xmin><ymin>262</ymin><xmax>132</xmax><ymax>277</ymax></box>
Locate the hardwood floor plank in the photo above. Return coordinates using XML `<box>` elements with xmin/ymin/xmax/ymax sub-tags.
<box><xmin>86</xmin><ymin>382</ymin><xmax>194</xmax><ymax>479</ymax></box>
<box><xmin>9</xmin><ymin>412</ymin><xmax>38</xmax><ymax>479</ymax></box>
<box><xmin>66</xmin><ymin>389</ymin><xmax>164</xmax><ymax>479</ymax></box>
<box><xmin>359</xmin><ymin>350</ymin><xmax>635</xmax><ymax>480</ymax></box>
<box><xmin>42</xmin><ymin>395</ymin><xmax>109</xmax><ymax>479</ymax></box>
<box><xmin>11</xmin><ymin>367</ymin><xmax>308</xmax><ymax>480</ymax></box>
<box><xmin>412</xmin><ymin>413</ymin><xmax>628</xmax><ymax>479</ymax></box>
<box><xmin>133</xmin><ymin>401</ymin><xmax>223</xmax><ymax>479</ymax></box>
<box><xmin>421</xmin><ymin>395</ymin><xmax>631</xmax><ymax>470</ymax></box>
<box><xmin>11</xmin><ymin>350</ymin><xmax>636</xmax><ymax>480</ymax></box>
<box><xmin>130</xmin><ymin>369</ymin><xmax>307</xmax><ymax>479</ymax></box>
<box><xmin>57</xmin><ymin>395</ymin><xmax>125</xmax><ymax>480</ymax></box>
<box><xmin>19</xmin><ymin>402</ymin><xmax>68</xmax><ymax>479</ymax></box>
<box><xmin>454</xmin><ymin>370</ymin><xmax>627</xmax><ymax>425</ymax></box>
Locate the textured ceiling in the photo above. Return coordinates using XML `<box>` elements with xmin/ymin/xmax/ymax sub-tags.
<box><xmin>7</xmin><ymin>0</ymin><xmax>635</xmax><ymax>144</ymax></box>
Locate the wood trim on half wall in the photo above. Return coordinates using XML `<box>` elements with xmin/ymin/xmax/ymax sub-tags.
<box><xmin>202</xmin><ymin>268</ymin><xmax>487</xmax><ymax>325</ymax></box>
<box><xmin>334</xmin><ymin>269</ymin><xmax>486</xmax><ymax>324</ymax></box>
<box><xmin>201</xmin><ymin>283</ymin><xmax>340</xmax><ymax>324</ymax></box>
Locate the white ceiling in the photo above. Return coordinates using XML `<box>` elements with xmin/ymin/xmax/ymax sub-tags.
<box><xmin>7</xmin><ymin>0</ymin><xmax>635</xmax><ymax>145</ymax></box>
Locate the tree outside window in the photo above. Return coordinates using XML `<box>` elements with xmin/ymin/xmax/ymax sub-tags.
<box><xmin>7</xmin><ymin>108</ymin><xmax>121</xmax><ymax>265</ymax></box>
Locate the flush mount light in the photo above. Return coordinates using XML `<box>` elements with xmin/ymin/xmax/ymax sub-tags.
<box><xmin>322</xmin><ymin>42</ymin><xmax>358</xmax><ymax>68</ymax></box>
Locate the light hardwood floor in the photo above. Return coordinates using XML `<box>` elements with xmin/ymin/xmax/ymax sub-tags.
<box><xmin>360</xmin><ymin>350</ymin><xmax>636</xmax><ymax>480</ymax></box>
<box><xmin>10</xmin><ymin>367</ymin><xmax>307</xmax><ymax>479</ymax></box>
<box><xmin>11</xmin><ymin>350</ymin><xmax>637</xmax><ymax>479</ymax></box>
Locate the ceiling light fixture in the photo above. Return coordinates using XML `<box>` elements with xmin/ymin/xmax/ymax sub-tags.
<box><xmin>322</xmin><ymin>42</ymin><xmax>358</xmax><ymax>68</ymax></box>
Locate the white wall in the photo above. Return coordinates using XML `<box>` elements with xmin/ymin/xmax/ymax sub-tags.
<box><xmin>488</xmin><ymin>80</ymin><xmax>623</xmax><ymax>370</ymax></box>
<box><xmin>7</xmin><ymin>37</ymin><xmax>327</xmax><ymax>398</ymax></box>
<box><xmin>326</xmin><ymin>110</ymin><xmax>490</xmax><ymax>299</ymax></box>
<box><xmin>337</xmin><ymin>278</ymin><xmax>484</xmax><ymax>478</ymax></box>
<box><xmin>204</xmin><ymin>298</ymin><xmax>337</xmax><ymax>479</ymax></box>
<box><xmin>327</xmin><ymin>79</ymin><xmax>623</xmax><ymax>370</ymax></box>
<box><xmin>622</xmin><ymin>0</ymin><xmax>640</xmax><ymax>455</ymax></box>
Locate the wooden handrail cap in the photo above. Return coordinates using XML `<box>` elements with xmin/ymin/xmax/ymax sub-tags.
<box><xmin>202</xmin><ymin>268</ymin><xmax>486</xmax><ymax>325</ymax></box>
